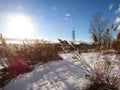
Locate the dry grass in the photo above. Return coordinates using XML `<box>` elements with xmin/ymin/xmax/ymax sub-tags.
<box><xmin>19</xmin><ymin>40</ymin><xmax>62</xmax><ymax>64</ymax></box>
<box><xmin>116</xmin><ymin>32</ymin><xmax>120</xmax><ymax>41</ymax></box>
<box><xmin>0</xmin><ymin>34</ymin><xmax>62</xmax><ymax>88</ymax></box>
<box><xmin>91</xmin><ymin>24</ymin><xmax>120</xmax><ymax>53</ymax></box>
<box><xmin>92</xmin><ymin>33</ymin><xmax>98</xmax><ymax>43</ymax></box>
<box><xmin>58</xmin><ymin>38</ymin><xmax>120</xmax><ymax>90</ymax></box>
<box><xmin>0</xmin><ymin>37</ymin><xmax>62</xmax><ymax>65</ymax></box>
<box><xmin>82</xmin><ymin>54</ymin><xmax>120</xmax><ymax>90</ymax></box>
<box><xmin>82</xmin><ymin>24</ymin><xmax>120</xmax><ymax>89</ymax></box>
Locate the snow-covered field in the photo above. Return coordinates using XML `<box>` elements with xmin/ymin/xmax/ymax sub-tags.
<box><xmin>2</xmin><ymin>52</ymin><xmax>120</xmax><ymax>90</ymax></box>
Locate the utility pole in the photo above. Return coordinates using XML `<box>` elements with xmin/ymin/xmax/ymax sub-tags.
<box><xmin>72</xmin><ymin>28</ymin><xmax>75</xmax><ymax>41</ymax></box>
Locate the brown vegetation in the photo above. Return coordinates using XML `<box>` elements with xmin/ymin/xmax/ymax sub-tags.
<box><xmin>91</xmin><ymin>24</ymin><xmax>120</xmax><ymax>53</ymax></box>
<box><xmin>58</xmin><ymin>33</ymin><xmax>120</xmax><ymax>90</ymax></box>
<box><xmin>0</xmin><ymin>34</ymin><xmax>62</xmax><ymax>88</ymax></box>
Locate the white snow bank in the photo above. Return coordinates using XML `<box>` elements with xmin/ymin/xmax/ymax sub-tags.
<box><xmin>4</xmin><ymin>59</ymin><xmax>89</xmax><ymax>90</ymax></box>
<box><xmin>4</xmin><ymin>52</ymin><xmax>98</xmax><ymax>90</ymax></box>
<box><xmin>3</xmin><ymin>52</ymin><xmax>120</xmax><ymax>90</ymax></box>
<box><xmin>0</xmin><ymin>65</ymin><xmax>4</xmax><ymax>70</ymax></box>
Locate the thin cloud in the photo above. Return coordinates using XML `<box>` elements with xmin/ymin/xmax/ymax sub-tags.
<box><xmin>109</xmin><ymin>4</ymin><xmax>113</xmax><ymax>10</ymax></box>
<box><xmin>61</xmin><ymin>8</ymin><xmax>65</xmax><ymax>11</ymax></box>
<box><xmin>39</xmin><ymin>15</ymin><xmax>43</xmax><ymax>19</ymax></box>
<box><xmin>115</xmin><ymin>16</ymin><xmax>120</xmax><ymax>23</ymax></box>
<box><xmin>64</xmin><ymin>17</ymin><xmax>69</xmax><ymax>20</ymax></box>
<box><xmin>17</xmin><ymin>5</ymin><xmax>23</xmax><ymax>11</ymax></box>
<box><xmin>117</xmin><ymin>25</ymin><xmax>120</xmax><ymax>30</ymax></box>
<box><xmin>65</xmin><ymin>13</ymin><xmax>71</xmax><ymax>17</ymax></box>
<box><xmin>115</xmin><ymin>4</ymin><xmax>120</xmax><ymax>14</ymax></box>
<box><xmin>53</xmin><ymin>6</ymin><xmax>57</xmax><ymax>10</ymax></box>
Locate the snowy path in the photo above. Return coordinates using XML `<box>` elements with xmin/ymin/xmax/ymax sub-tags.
<box><xmin>4</xmin><ymin>52</ymin><xmax>99</xmax><ymax>90</ymax></box>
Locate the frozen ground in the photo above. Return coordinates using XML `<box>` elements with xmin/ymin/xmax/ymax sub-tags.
<box><xmin>2</xmin><ymin>52</ymin><xmax>120</xmax><ymax>90</ymax></box>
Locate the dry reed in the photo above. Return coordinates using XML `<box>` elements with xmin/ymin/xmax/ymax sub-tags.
<box><xmin>92</xmin><ymin>33</ymin><xmax>98</xmax><ymax>43</ymax></box>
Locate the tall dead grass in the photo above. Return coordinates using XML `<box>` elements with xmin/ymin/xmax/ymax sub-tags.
<box><xmin>17</xmin><ymin>40</ymin><xmax>62</xmax><ymax>64</ymax></box>
<box><xmin>92</xmin><ymin>24</ymin><xmax>120</xmax><ymax>53</ymax></box>
<box><xmin>58</xmin><ymin>38</ymin><xmax>120</xmax><ymax>90</ymax></box>
<box><xmin>0</xmin><ymin>34</ymin><xmax>62</xmax><ymax>88</ymax></box>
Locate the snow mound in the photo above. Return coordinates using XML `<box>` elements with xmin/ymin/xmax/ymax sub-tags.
<box><xmin>4</xmin><ymin>59</ymin><xmax>89</xmax><ymax>90</ymax></box>
<box><xmin>4</xmin><ymin>52</ymin><xmax>119</xmax><ymax>90</ymax></box>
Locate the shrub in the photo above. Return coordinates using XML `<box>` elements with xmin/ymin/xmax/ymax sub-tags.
<box><xmin>8</xmin><ymin>55</ymin><xmax>31</xmax><ymax>79</ymax></box>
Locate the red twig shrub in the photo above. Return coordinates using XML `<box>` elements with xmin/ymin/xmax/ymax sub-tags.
<box><xmin>8</xmin><ymin>55</ymin><xmax>31</xmax><ymax>79</ymax></box>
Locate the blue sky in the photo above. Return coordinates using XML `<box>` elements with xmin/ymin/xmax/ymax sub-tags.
<box><xmin>0</xmin><ymin>0</ymin><xmax>120</xmax><ymax>42</ymax></box>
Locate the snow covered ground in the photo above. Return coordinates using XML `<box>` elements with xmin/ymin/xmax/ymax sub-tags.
<box><xmin>2</xmin><ymin>52</ymin><xmax>120</xmax><ymax>90</ymax></box>
<box><xmin>0</xmin><ymin>66</ymin><xmax>3</xmax><ymax>70</ymax></box>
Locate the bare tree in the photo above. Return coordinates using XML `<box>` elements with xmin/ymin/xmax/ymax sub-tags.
<box><xmin>89</xmin><ymin>12</ymin><xmax>109</xmax><ymax>44</ymax></box>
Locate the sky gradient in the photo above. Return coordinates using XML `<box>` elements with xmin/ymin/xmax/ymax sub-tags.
<box><xmin>0</xmin><ymin>0</ymin><xmax>120</xmax><ymax>42</ymax></box>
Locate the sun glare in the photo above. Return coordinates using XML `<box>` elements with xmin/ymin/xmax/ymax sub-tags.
<box><xmin>5</xmin><ymin>14</ymin><xmax>35</xmax><ymax>39</ymax></box>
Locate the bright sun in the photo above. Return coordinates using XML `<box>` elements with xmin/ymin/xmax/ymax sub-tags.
<box><xmin>5</xmin><ymin>14</ymin><xmax>35</xmax><ymax>39</ymax></box>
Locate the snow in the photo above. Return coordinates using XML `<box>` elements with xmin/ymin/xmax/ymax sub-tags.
<box><xmin>0</xmin><ymin>57</ymin><xmax>8</xmax><ymax>69</ymax></box>
<box><xmin>3</xmin><ymin>52</ymin><xmax>120</xmax><ymax>90</ymax></box>
<box><xmin>4</xmin><ymin>60</ymin><xmax>88</xmax><ymax>90</ymax></box>
<box><xmin>0</xmin><ymin>65</ymin><xmax>3</xmax><ymax>70</ymax></box>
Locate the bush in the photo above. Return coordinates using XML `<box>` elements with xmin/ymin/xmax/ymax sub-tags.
<box><xmin>8</xmin><ymin>55</ymin><xmax>31</xmax><ymax>79</ymax></box>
